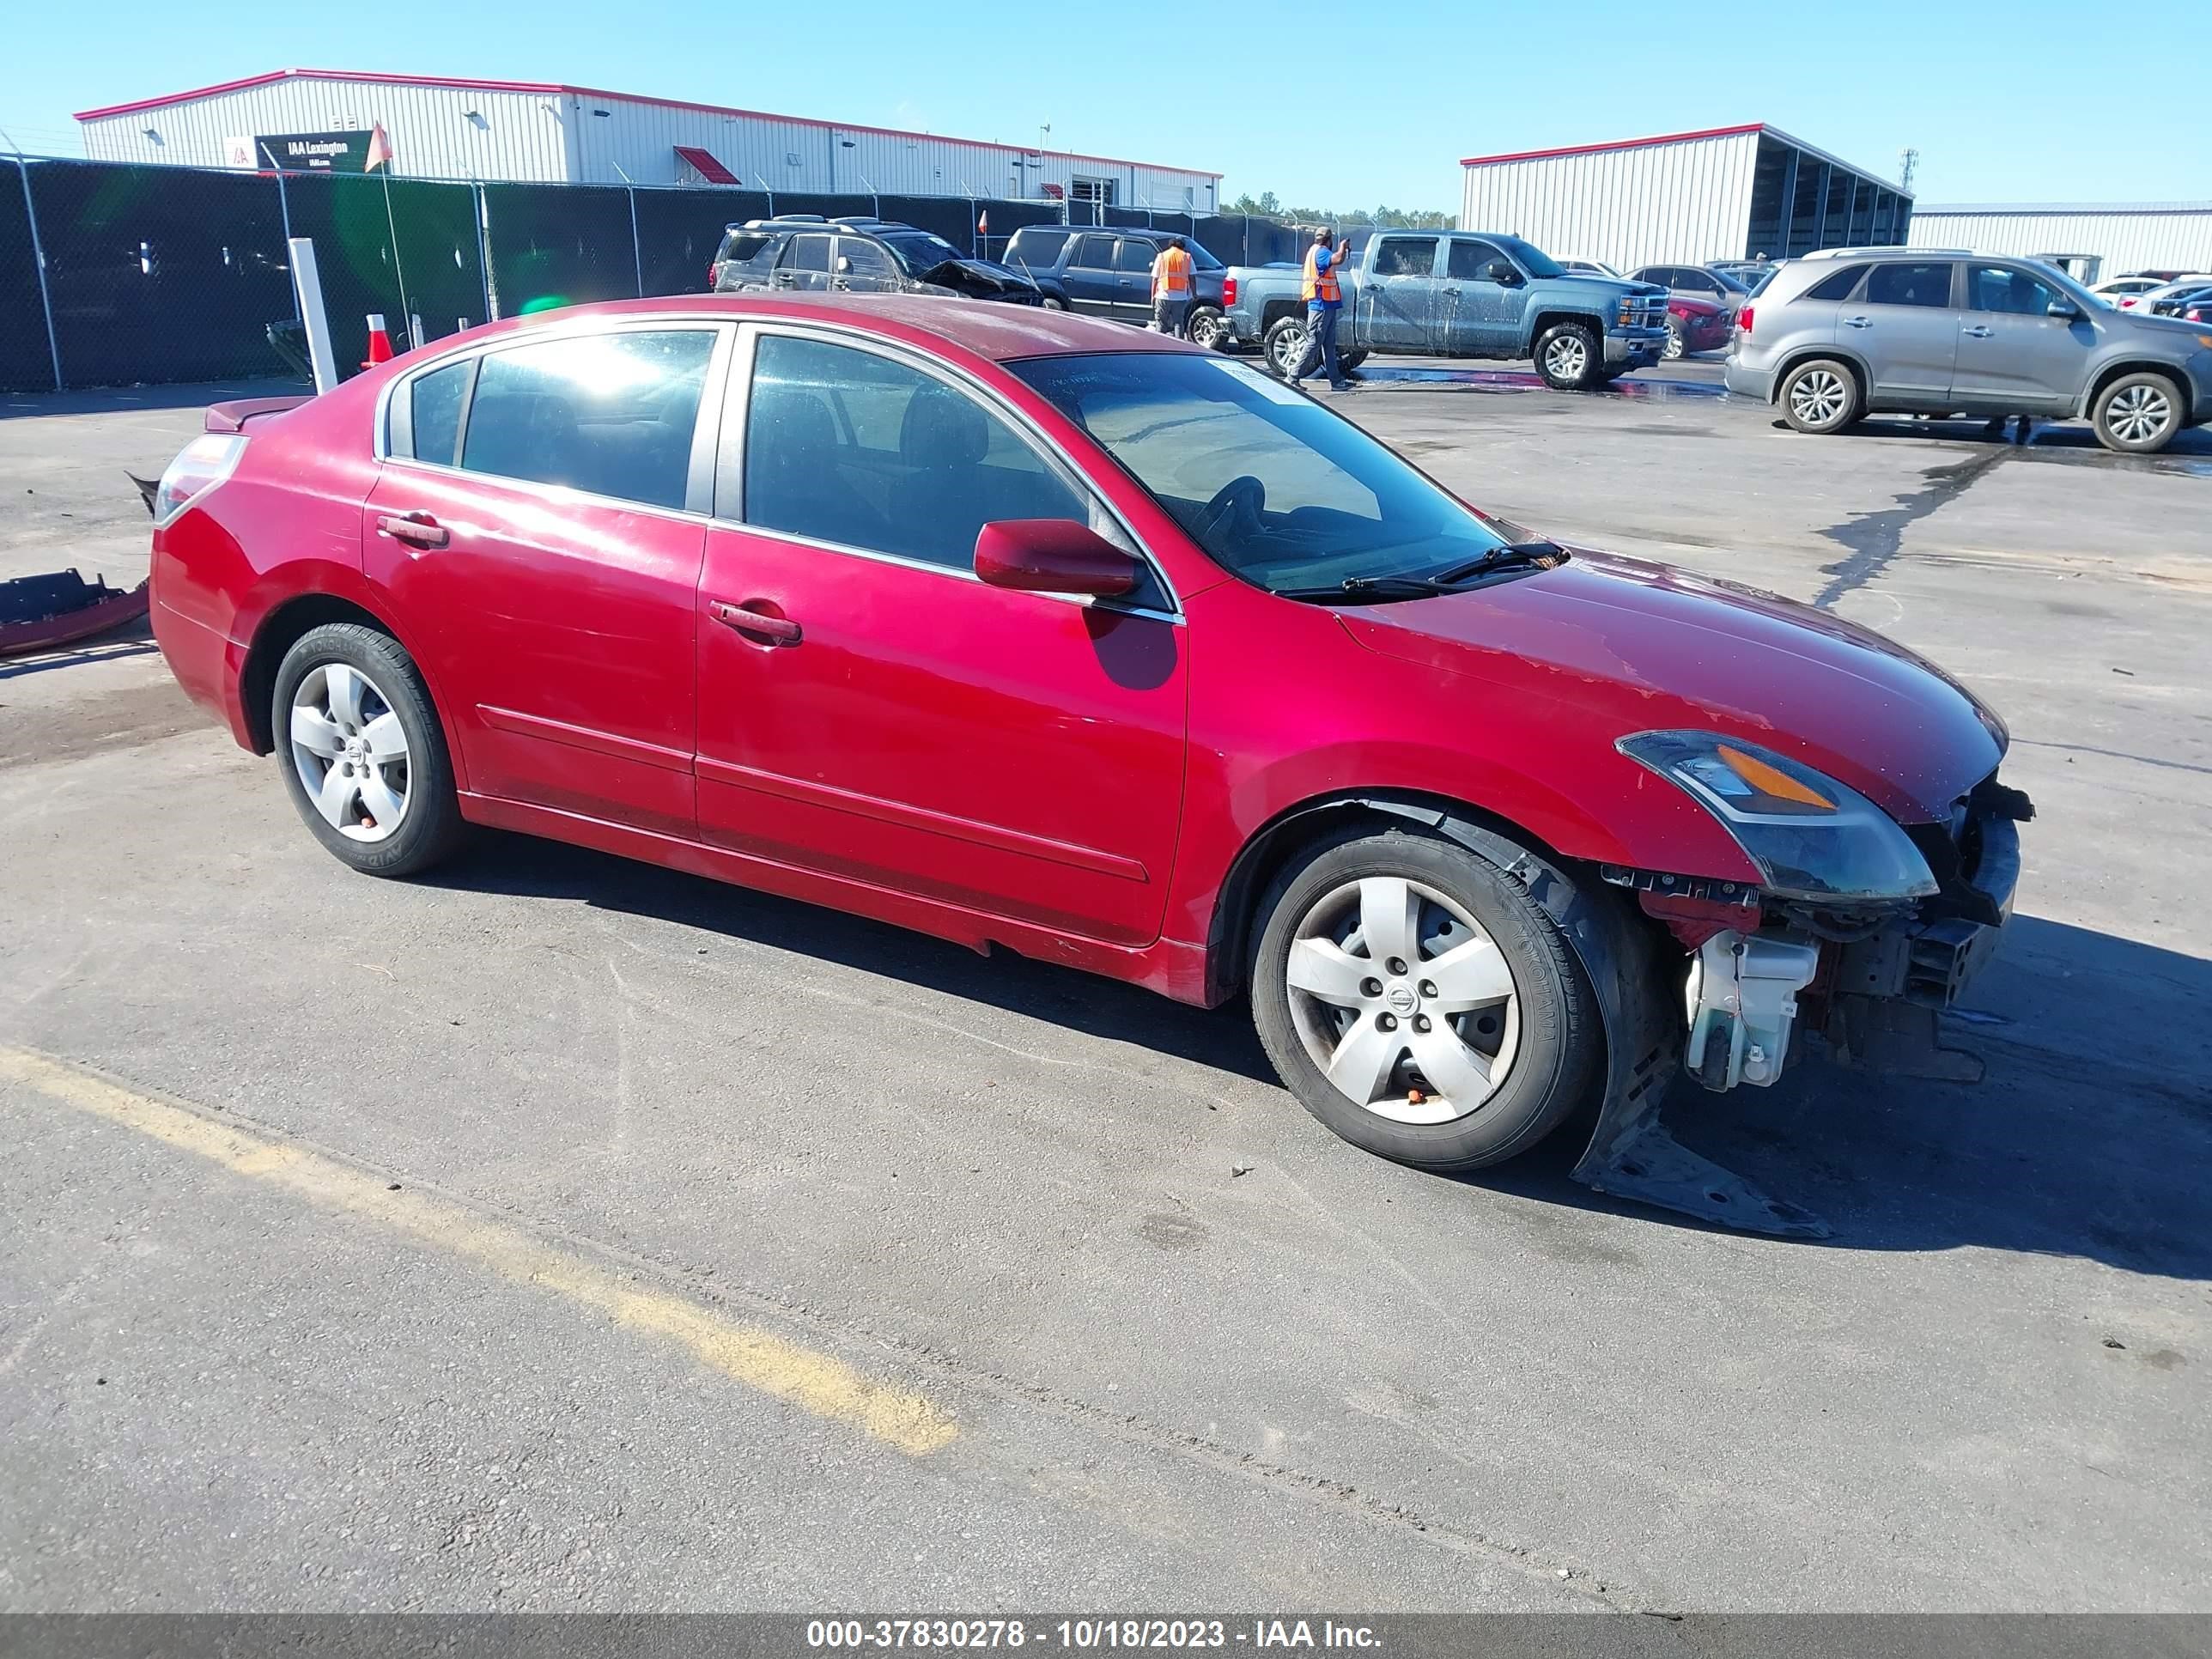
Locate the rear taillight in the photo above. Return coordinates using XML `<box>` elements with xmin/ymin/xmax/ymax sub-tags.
<box><xmin>707</xmin><ymin>261</ymin><xmax>720</xmax><ymax>289</ymax></box>
<box><xmin>2119</xmin><ymin>297</ymin><xmax>2138</xmax><ymax>308</ymax></box>
<box><xmin>1222</xmin><ymin>275</ymin><xmax>1237</xmax><ymax>307</ymax></box>
<box><xmin>152</xmin><ymin>434</ymin><xmax>246</xmax><ymax>525</ymax></box>
<box><xmin>1736</xmin><ymin>306</ymin><xmax>1753</xmax><ymax>336</ymax></box>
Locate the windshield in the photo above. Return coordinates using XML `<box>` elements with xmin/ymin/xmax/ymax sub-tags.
<box><xmin>1709</xmin><ymin>268</ymin><xmax>1753</xmax><ymax>294</ymax></box>
<box><xmin>1495</xmin><ymin>236</ymin><xmax>1563</xmax><ymax>279</ymax></box>
<box><xmin>1012</xmin><ymin>353</ymin><xmax>1514</xmax><ymax>592</ymax></box>
<box><xmin>877</xmin><ymin>231</ymin><xmax>964</xmax><ymax>277</ymax></box>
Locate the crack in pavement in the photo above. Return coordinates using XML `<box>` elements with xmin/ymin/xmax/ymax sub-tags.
<box><xmin>1811</xmin><ymin>449</ymin><xmax>2009</xmax><ymax>610</ymax></box>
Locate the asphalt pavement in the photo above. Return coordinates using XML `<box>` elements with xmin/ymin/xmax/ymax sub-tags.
<box><xmin>2</xmin><ymin>358</ymin><xmax>2207</xmax><ymax>1613</ymax></box>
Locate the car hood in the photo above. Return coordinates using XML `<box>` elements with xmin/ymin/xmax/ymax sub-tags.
<box><xmin>1533</xmin><ymin>275</ymin><xmax>1668</xmax><ymax>304</ymax></box>
<box><xmin>1337</xmin><ymin>548</ymin><xmax>2005</xmax><ymax>823</ymax></box>
<box><xmin>920</xmin><ymin>258</ymin><xmax>1038</xmax><ymax>296</ymax></box>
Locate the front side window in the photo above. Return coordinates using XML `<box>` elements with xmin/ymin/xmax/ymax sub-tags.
<box><xmin>743</xmin><ymin>334</ymin><xmax>1095</xmax><ymax>575</ymax></box>
<box><xmin>1447</xmin><ymin>239</ymin><xmax>1509</xmax><ymax>282</ymax></box>
<box><xmin>1114</xmin><ymin>240</ymin><xmax>1158</xmax><ymax>274</ymax></box>
<box><xmin>410</xmin><ymin>358</ymin><xmax>471</xmax><ymax>465</ymax></box>
<box><xmin>782</xmin><ymin>234</ymin><xmax>833</xmax><ymax>273</ymax></box>
<box><xmin>1967</xmin><ymin>264</ymin><xmax>2062</xmax><ymax>316</ymax></box>
<box><xmin>1372</xmin><ymin>238</ymin><xmax>1438</xmax><ymax>277</ymax></box>
<box><xmin>1012</xmin><ymin>353</ymin><xmax>1514</xmax><ymax>592</ymax></box>
<box><xmin>838</xmin><ymin>238</ymin><xmax>897</xmax><ymax>280</ymax></box>
<box><xmin>459</xmin><ymin>330</ymin><xmax>716</xmax><ymax>510</ymax></box>
<box><xmin>1863</xmin><ymin>263</ymin><xmax>1954</xmax><ymax>308</ymax></box>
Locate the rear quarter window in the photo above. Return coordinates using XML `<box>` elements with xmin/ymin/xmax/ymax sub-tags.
<box><xmin>1007</xmin><ymin>228</ymin><xmax>1071</xmax><ymax>264</ymax></box>
<box><xmin>1806</xmin><ymin>264</ymin><xmax>1868</xmax><ymax>301</ymax></box>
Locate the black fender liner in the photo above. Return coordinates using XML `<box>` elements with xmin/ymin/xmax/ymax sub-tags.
<box><xmin>1355</xmin><ymin>801</ymin><xmax>1831</xmax><ymax>1238</ymax></box>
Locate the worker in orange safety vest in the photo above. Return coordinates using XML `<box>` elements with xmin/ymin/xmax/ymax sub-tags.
<box><xmin>1290</xmin><ymin>227</ymin><xmax>1354</xmax><ymax>391</ymax></box>
<box><xmin>1151</xmin><ymin>236</ymin><xmax>1196</xmax><ymax>338</ymax></box>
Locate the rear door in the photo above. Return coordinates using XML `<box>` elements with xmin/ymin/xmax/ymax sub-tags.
<box><xmin>1844</xmin><ymin>260</ymin><xmax>1960</xmax><ymax>405</ymax></box>
<box><xmin>1362</xmin><ymin>235</ymin><xmax>1442</xmax><ymax>350</ymax></box>
<box><xmin>1065</xmin><ymin>234</ymin><xmax>1120</xmax><ymax>316</ymax></box>
<box><xmin>366</xmin><ymin>323</ymin><xmax>731</xmax><ymax>836</ymax></box>
<box><xmin>1437</xmin><ymin>237</ymin><xmax>1521</xmax><ymax>356</ymax></box>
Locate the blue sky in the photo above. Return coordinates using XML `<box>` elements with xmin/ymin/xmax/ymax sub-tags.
<box><xmin>3</xmin><ymin>0</ymin><xmax>2203</xmax><ymax>209</ymax></box>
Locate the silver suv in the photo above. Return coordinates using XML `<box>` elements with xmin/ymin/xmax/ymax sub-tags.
<box><xmin>1726</xmin><ymin>248</ymin><xmax>2212</xmax><ymax>453</ymax></box>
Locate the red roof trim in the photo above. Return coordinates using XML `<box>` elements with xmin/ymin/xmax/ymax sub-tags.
<box><xmin>75</xmin><ymin>67</ymin><xmax>1224</xmax><ymax>179</ymax></box>
<box><xmin>1460</xmin><ymin>123</ymin><xmax>1765</xmax><ymax>167</ymax></box>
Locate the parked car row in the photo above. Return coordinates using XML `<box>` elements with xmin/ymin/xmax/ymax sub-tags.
<box><xmin>1725</xmin><ymin>246</ymin><xmax>2212</xmax><ymax>453</ymax></box>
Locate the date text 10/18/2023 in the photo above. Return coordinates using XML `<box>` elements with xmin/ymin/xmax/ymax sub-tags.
<box><xmin>805</xmin><ymin>1619</ymin><xmax>1384</xmax><ymax>1650</ymax></box>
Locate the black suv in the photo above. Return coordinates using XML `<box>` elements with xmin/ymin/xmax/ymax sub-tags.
<box><xmin>1001</xmin><ymin>225</ymin><xmax>1229</xmax><ymax>345</ymax></box>
<box><xmin>708</xmin><ymin>217</ymin><xmax>1048</xmax><ymax>307</ymax></box>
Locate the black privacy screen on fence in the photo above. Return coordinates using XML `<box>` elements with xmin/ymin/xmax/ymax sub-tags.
<box><xmin>1</xmin><ymin>157</ymin><xmax>1319</xmax><ymax>391</ymax></box>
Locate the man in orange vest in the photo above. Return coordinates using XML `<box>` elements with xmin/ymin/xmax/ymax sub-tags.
<box><xmin>1151</xmin><ymin>235</ymin><xmax>1195</xmax><ymax>338</ymax></box>
<box><xmin>1290</xmin><ymin>226</ymin><xmax>1353</xmax><ymax>391</ymax></box>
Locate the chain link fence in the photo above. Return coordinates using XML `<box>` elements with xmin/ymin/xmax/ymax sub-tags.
<box><xmin>0</xmin><ymin>154</ymin><xmax>1307</xmax><ymax>392</ymax></box>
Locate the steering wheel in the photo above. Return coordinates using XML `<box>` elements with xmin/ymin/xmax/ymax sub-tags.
<box><xmin>1195</xmin><ymin>474</ymin><xmax>1265</xmax><ymax>544</ymax></box>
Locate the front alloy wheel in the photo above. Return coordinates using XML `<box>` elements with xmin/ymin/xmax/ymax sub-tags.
<box><xmin>1250</xmin><ymin>828</ymin><xmax>1602</xmax><ymax>1171</ymax></box>
<box><xmin>2093</xmin><ymin>372</ymin><xmax>2182</xmax><ymax>453</ymax></box>
<box><xmin>1662</xmin><ymin>319</ymin><xmax>1686</xmax><ymax>362</ymax></box>
<box><xmin>1285</xmin><ymin>876</ymin><xmax>1520</xmax><ymax>1124</ymax></box>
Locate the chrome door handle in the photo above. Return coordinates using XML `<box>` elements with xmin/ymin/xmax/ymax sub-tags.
<box><xmin>711</xmin><ymin>600</ymin><xmax>801</xmax><ymax>646</ymax></box>
<box><xmin>375</xmin><ymin>512</ymin><xmax>448</xmax><ymax>549</ymax></box>
<box><xmin>1843</xmin><ymin>316</ymin><xmax>1874</xmax><ymax>329</ymax></box>
<box><xmin>1963</xmin><ymin>325</ymin><xmax>1994</xmax><ymax>338</ymax></box>
<box><xmin>1440</xmin><ymin>286</ymin><xmax>1461</xmax><ymax>295</ymax></box>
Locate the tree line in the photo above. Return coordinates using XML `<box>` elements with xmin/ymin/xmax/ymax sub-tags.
<box><xmin>1222</xmin><ymin>191</ymin><xmax>1455</xmax><ymax>230</ymax></box>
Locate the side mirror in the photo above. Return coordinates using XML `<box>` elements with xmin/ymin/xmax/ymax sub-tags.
<box><xmin>2047</xmin><ymin>299</ymin><xmax>2080</xmax><ymax>319</ymax></box>
<box><xmin>1486</xmin><ymin>261</ymin><xmax>1519</xmax><ymax>283</ymax></box>
<box><xmin>975</xmin><ymin>520</ymin><xmax>1139</xmax><ymax>599</ymax></box>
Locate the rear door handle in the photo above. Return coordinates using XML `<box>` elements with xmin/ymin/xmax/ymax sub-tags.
<box><xmin>1843</xmin><ymin>315</ymin><xmax>1874</xmax><ymax>329</ymax></box>
<box><xmin>1963</xmin><ymin>325</ymin><xmax>1994</xmax><ymax>338</ymax></box>
<box><xmin>711</xmin><ymin>599</ymin><xmax>801</xmax><ymax>646</ymax></box>
<box><xmin>376</xmin><ymin>512</ymin><xmax>449</xmax><ymax>549</ymax></box>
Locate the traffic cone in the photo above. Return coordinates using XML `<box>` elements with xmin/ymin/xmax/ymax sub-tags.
<box><xmin>362</xmin><ymin>314</ymin><xmax>394</xmax><ymax>369</ymax></box>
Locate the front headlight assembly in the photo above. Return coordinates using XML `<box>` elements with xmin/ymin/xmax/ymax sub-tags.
<box><xmin>1617</xmin><ymin>730</ymin><xmax>1937</xmax><ymax>903</ymax></box>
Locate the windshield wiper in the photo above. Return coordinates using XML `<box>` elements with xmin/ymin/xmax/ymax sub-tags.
<box><xmin>1430</xmin><ymin>539</ymin><xmax>1566</xmax><ymax>584</ymax></box>
<box><xmin>1273</xmin><ymin>574</ymin><xmax>1457</xmax><ymax>603</ymax></box>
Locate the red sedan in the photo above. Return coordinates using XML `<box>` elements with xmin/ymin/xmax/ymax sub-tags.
<box><xmin>1664</xmin><ymin>295</ymin><xmax>1734</xmax><ymax>361</ymax></box>
<box><xmin>149</xmin><ymin>295</ymin><xmax>2027</xmax><ymax>1232</ymax></box>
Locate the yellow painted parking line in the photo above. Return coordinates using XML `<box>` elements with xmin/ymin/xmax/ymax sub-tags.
<box><xmin>0</xmin><ymin>1046</ymin><xmax>958</xmax><ymax>1455</ymax></box>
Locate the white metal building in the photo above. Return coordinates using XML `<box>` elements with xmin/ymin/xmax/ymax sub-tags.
<box><xmin>1907</xmin><ymin>204</ymin><xmax>2212</xmax><ymax>282</ymax></box>
<box><xmin>1461</xmin><ymin>124</ymin><xmax>1911</xmax><ymax>271</ymax></box>
<box><xmin>75</xmin><ymin>68</ymin><xmax>1220</xmax><ymax>210</ymax></box>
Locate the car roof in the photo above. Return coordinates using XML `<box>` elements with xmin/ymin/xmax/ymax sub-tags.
<box><xmin>476</xmin><ymin>291</ymin><xmax>1194</xmax><ymax>364</ymax></box>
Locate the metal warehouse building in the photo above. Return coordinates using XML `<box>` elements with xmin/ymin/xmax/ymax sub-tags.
<box><xmin>1461</xmin><ymin>124</ymin><xmax>1910</xmax><ymax>272</ymax></box>
<box><xmin>1907</xmin><ymin>204</ymin><xmax>2212</xmax><ymax>282</ymax></box>
<box><xmin>75</xmin><ymin>67</ymin><xmax>1220</xmax><ymax>210</ymax></box>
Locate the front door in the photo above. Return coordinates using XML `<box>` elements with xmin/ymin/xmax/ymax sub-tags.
<box><xmin>1361</xmin><ymin>236</ymin><xmax>1441</xmax><ymax>350</ymax></box>
<box><xmin>1843</xmin><ymin>259</ymin><xmax>1960</xmax><ymax>405</ymax></box>
<box><xmin>1952</xmin><ymin>262</ymin><xmax>2089</xmax><ymax>414</ymax></box>
<box><xmin>366</xmin><ymin>325</ymin><xmax>728</xmax><ymax>838</ymax></box>
<box><xmin>1064</xmin><ymin>234</ymin><xmax>1121</xmax><ymax>317</ymax></box>
<box><xmin>695</xmin><ymin>328</ymin><xmax>1188</xmax><ymax>946</ymax></box>
<box><xmin>830</xmin><ymin>235</ymin><xmax>900</xmax><ymax>295</ymax></box>
<box><xmin>1112</xmin><ymin>238</ymin><xmax>1159</xmax><ymax>324</ymax></box>
<box><xmin>1437</xmin><ymin>237</ymin><xmax>1522</xmax><ymax>356</ymax></box>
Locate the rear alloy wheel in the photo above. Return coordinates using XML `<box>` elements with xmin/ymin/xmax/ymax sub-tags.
<box><xmin>1263</xmin><ymin>315</ymin><xmax>1311</xmax><ymax>378</ymax></box>
<box><xmin>273</xmin><ymin>623</ymin><xmax>463</xmax><ymax>878</ymax></box>
<box><xmin>2092</xmin><ymin>372</ymin><xmax>2183</xmax><ymax>453</ymax></box>
<box><xmin>1534</xmin><ymin>321</ymin><xmax>1601</xmax><ymax>391</ymax></box>
<box><xmin>1779</xmin><ymin>358</ymin><xmax>1863</xmax><ymax>435</ymax></box>
<box><xmin>1185</xmin><ymin>304</ymin><xmax>1226</xmax><ymax>349</ymax></box>
<box><xmin>1250</xmin><ymin>828</ymin><xmax>1601</xmax><ymax>1171</ymax></box>
<box><xmin>1662</xmin><ymin>317</ymin><xmax>1687</xmax><ymax>362</ymax></box>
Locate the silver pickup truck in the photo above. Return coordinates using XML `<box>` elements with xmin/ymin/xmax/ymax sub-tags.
<box><xmin>1220</xmin><ymin>230</ymin><xmax>1672</xmax><ymax>389</ymax></box>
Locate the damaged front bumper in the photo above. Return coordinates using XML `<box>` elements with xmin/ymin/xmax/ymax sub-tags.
<box><xmin>1577</xmin><ymin>789</ymin><xmax>2028</xmax><ymax>1237</ymax></box>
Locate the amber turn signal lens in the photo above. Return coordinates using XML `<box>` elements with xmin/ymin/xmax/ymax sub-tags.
<box><xmin>1717</xmin><ymin>744</ymin><xmax>1836</xmax><ymax>810</ymax></box>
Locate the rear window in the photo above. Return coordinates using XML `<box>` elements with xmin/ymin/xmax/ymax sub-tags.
<box><xmin>1863</xmin><ymin>262</ymin><xmax>1954</xmax><ymax>308</ymax></box>
<box><xmin>717</xmin><ymin>232</ymin><xmax>774</xmax><ymax>269</ymax></box>
<box><xmin>1006</xmin><ymin>228</ymin><xmax>1071</xmax><ymax>264</ymax></box>
<box><xmin>1806</xmin><ymin>264</ymin><xmax>1867</xmax><ymax>301</ymax></box>
<box><xmin>1073</xmin><ymin>234</ymin><xmax>1116</xmax><ymax>270</ymax></box>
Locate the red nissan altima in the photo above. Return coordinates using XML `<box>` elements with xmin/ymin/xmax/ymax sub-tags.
<box><xmin>149</xmin><ymin>295</ymin><xmax>2027</xmax><ymax>1231</ymax></box>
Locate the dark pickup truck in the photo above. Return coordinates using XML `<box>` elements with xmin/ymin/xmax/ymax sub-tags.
<box><xmin>1222</xmin><ymin>231</ymin><xmax>1672</xmax><ymax>389</ymax></box>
